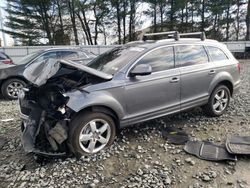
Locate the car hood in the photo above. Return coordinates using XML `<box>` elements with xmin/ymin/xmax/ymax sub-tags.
<box><xmin>23</xmin><ymin>59</ymin><xmax>113</xmax><ymax>87</ymax></box>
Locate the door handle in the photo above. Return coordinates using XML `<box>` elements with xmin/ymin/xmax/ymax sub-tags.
<box><xmin>170</xmin><ymin>77</ymin><xmax>179</xmax><ymax>83</ymax></box>
<box><xmin>209</xmin><ymin>70</ymin><xmax>216</xmax><ymax>75</ymax></box>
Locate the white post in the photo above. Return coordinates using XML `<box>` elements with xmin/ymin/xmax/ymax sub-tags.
<box><xmin>0</xmin><ymin>7</ymin><xmax>7</xmax><ymax>47</ymax></box>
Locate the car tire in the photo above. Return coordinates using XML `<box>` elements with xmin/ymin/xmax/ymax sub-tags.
<box><xmin>1</xmin><ymin>78</ymin><xmax>26</xmax><ymax>100</ymax></box>
<box><xmin>68</xmin><ymin>111</ymin><xmax>116</xmax><ymax>157</ymax></box>
<box><xmin>203</xmin><ymin>85</ymin><xmax>231</xmax><ymax>117</ymax></box>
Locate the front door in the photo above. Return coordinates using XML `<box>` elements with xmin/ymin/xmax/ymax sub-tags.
<box><xmin>124</xmin><ymin>46</ymin><xmax>181</xmax><ymax>124</ymax></box>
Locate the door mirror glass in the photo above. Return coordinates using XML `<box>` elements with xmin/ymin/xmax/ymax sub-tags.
<box><xmin>129</xmin><ymin>64</ymin><xmax>152</xmax><ymax>77</ymax></box>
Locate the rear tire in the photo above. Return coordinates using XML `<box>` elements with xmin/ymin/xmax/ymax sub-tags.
<box><xmin>1</xmin><ymin>78</ymin><xmax>26</xmax><ymax>100</ymax></box>
<box><xmin>68</xmin><ymin>111</ymin><xmax>116</xmax><ymax>157</ymax></box>
<box><xmin>203</xmin><ymin>85</ymin><xmax>231</xmax><ymax>117</ymax></box>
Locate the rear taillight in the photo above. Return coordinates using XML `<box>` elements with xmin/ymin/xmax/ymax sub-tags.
<box><xmin>237</xmin><ymin>63</ymin><xmax>240</xmax><ymax>73</ymax></box>
<box><xmin>2</xmin><ymin>59</ymin><xmax>14</xmax><ymax>65</ymax></box>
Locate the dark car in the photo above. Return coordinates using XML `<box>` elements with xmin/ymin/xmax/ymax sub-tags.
<box><xmin>0</xmin><ymin>48</ymin><xmax>96</xmax><ymax>100</ymax></box>
<box><xmin>0</xmin><ymin>52</ymin><xmax>14</xmax><ymax>69</ymax></box>
<box><xmin>18</xmin><ymin>31</ymin><xmax>240</xmax><ymax>157</ymax></box>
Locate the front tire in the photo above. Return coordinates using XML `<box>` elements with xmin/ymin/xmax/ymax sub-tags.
<box><xmin>68</xmin><ymin>112</ymin><xmax>116</xmax><ymax>156</ymax></box>
<box><xmin>203</xmin><ymin>85</ymin><xmax>231</xmax><ymax>117</ymax></box>
<box><xmin>1</xmin><ymin>78</ymin><xmax>26</xmax><ymax>100</ymax></box>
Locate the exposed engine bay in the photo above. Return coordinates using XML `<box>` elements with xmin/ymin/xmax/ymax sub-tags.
<box><xmin>19</xmin><ymin>59</ymin><xmax>111</xmax><ymax>156</ymax></box>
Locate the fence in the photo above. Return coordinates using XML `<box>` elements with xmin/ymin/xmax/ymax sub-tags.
<box><xmin>1</xmin><ymin>41</ymin><xmax>250</xmax><ymax>62</ymax></box>
<box><xmin>0</xmin><ymin>45</ymin><xmax>119</xmax><ymax>62</ymax></box>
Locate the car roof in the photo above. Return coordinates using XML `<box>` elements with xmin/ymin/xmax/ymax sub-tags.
<box><xmin>125</xmin><ymin>38</ymin><xmax>225</xmax><ymax>51</ymax></box>
<box><xmin>39</xmin><ymin>47</ymin><xmax>82</xmax><ymax>52</ymax></box>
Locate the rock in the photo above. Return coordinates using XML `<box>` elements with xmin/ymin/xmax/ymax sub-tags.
<box><xmin>137</xmin><ymin>169</ymin><xmax>143</xmax><ymax>176</ymax></box>
<box><xmin>19</xmin><ymin>182</ymin><xmax>27</xmax><ymax>188</ymax></box>
<box><xmin>202</xmin><ymin>174</ymin><xmax>211</xmax><ymax>182</ymax></box>
<box><xmin>185</xmin><ymin>158</ymin><xmax>195</xmax><ymax>165</ymax></box>
<box><xmin>165</xmin><ymin>175</ymin><xmax>171</xmax><ymax>185</ymax></box>
<box><xmin>185</xmin><ymin>158</ymin><xmax>192</xmax><ymax>163</ymax></box>
<box><xmin>89</xmin><ymin>183</ymin><xmax>96</xmax><ymax>188</ymax></box>
<box><xmin>93</xmin><ymin>179</ymin><xmax>99</xmax><ymax>184</ymax></box>
<box><xmin>209</xmin><ymin>171</ymin><xmax>217</xmax><ymax>178</ymax></box>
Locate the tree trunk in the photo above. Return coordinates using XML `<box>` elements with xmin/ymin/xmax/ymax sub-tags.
<box><xmin>191</xmin><ymin>1</ymin><xmax>194</xmax><ymax>31</ymax></box>
<box><xmin>93</xmin><ymin>4</ymin><xmax>98</xmax><ymax>45</ymax></box>
<box><xmin>170</xmin><ymin>0</ymin><xmax>174</xmax><ymax>30</ymax></box>
<box><xmin>57</xmin><ymin>0</ymin><xmax>64</xmax><ymax>35</ymax></box>
<box><xmin>80</xmin><ymin>8</ymin><xmax>93</xmax><ymax>45</ymax></box>
<box><xmin>246</xmin><ymin>0</ymin><xmax>250</xmax><ymax>40</ymax></box>
<box><xmin>181</xmin><ymin>7</ymin><xmax>184</xmax><ymax>32</ymax></box>
<box><xmin>68</xmin><ymin>1</ymin><xmax>79</xmax><ymax>45</ymax></box>
<box><xmin>236</xmin><ymin>0</ymin><xmax>240</xmax><ymax>41</ymax></box>
<box><xmin>38</xmin><ymin>3</ymin><xmax>53</xmax><ymax>44</ymax></box>
<box><xmin>102</xmin><ymin>25</ymin><xmax>107</xmax><ymax>45</ymax></box>
<box><xmin>225</xmin><ymin>1</ymin><xmax>230</xmax><ymax>41</ymax></box>
<box><xmin>76</xmin><ymin>12</ymin><xmax>90</xmax><ymax>45</ymax></box>
<box><xmin>201</xmin><ymin>0</ymin><xmax>205</xmax><ymax>31</ymax></box>
<box><xmin>116</xmin><ymin>2</ymin><xmax>121</xmax><ymax>44</ymax></box>
<box><xmin>185</xmin><ymin>2</ymin><xmax>188</xmax><ymax>24</ymax></box>
<box><xmin>123</xmin><ymin>0</ymin><xmax>126</xmax><ymax>44</ymax></box>
<box><xmin>129</xmin><ymin>0</ymin><xmax>136</xmax><ymax>41</ymax></box>
<box><xmin>159</xmin><ymin>1</ymin><xmax>164</xmax><ymax>31</ymax></box>
<box><xmin>153</xmin><ymin>2</ymin><xmax>157</xmax><ymax>32</ymax></box>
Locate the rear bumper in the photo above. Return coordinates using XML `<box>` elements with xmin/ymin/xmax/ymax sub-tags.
<box><xmin>233</xmin><ymin>80</ymin><xmax>241</xmax><ymax>96</ymax></box>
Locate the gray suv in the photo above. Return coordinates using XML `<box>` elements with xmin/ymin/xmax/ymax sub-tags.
<box><xmin>19</xmin><ymin>32</ymin><xmax>240</xmax><ymax>157</ymax></box>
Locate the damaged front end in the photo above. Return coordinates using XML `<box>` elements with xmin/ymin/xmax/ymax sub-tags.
<box><xmin>19</xmin><ymin>59</ymin><xmax>112</xmax><ymax>156</ymax></box>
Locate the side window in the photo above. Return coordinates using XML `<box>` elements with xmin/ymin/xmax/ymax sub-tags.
<box><xmin>207</xmin><ymin>46</ymin><xmax>228</xmax><ymax>61</ymax></box>
<box><xmin>57</xmin><ymin>51</ymin><xmax>79</xmax><ymax>59</ymax></box>
<box><xmin>175</xmin><ymin>45</ymin><xmax>208</xmax><ymax>67</ymax></box>
<box><xmin>136</xmin><ymin>46</ymin><xmax>174</xmax><ymax>72</ymax></box>
<box><xmin>33</xmin><ymin>52</ymin><xmax>57</xmax><ymax>63</ymax></box>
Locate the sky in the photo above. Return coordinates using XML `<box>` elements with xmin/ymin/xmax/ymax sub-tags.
<box><xmin>0</xmin><ymin>1</ymin><xmax>14</xmax><ymax>47</ymax></box>
<box><xmin>0</xmin><ymin>1</ymin><xmax>151</xmax><ymax>47</ymax></box>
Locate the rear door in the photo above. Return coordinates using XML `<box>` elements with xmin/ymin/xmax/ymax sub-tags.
<box><xmin>175</xmin><ymin>45</ymin><xmax>215</xmax><ymax>110</ymax></box>
<box><xmin>124</xmin><ymin>46</ymin><xmax>181</xmax><ymax>123</ymax></box>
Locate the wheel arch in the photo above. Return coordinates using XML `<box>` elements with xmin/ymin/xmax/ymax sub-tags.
<box><xmin>209</xmin><ymin>72</ymin><xmax>234</xmax><ymax>97</ymax></box>
<box><xmin>76</xmin><ymin>105</ymin><xmax>121</xmax><ymax>129</ymax></box>
<box><xmin>1</xmin><ymin>76</ymin><xmax>28</xmax><ymax>85</ymax></box>
<box><xmin>216</xmin><ymin>80</ymin><xmax>233</xmax><ymax>96</ymax></box>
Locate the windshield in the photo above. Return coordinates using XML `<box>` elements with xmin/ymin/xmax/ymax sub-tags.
<box><xmin>16</xmin><ymin>50</ymin><xmax>43</xmax><ymax>65</ymax></box>
<box><xmin>87</xmin><ymin>46</ymin><xmax>145</xmax><ymax>75</ymax></box>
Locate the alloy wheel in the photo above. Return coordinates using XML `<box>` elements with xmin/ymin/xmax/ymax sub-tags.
<box><xmin>79</xmin><ymin>119</ymin><xmax>111</xmax><ymax>154</ymax></box>
<box><xmin>212</xmin><ymin>89</ymin><xmax>229</xmax><ymax>113</ymax></box>
<box><xmin>7</xmin><ymin>81</ymin><xmax>24</xmax><ymax>98</ymax></box>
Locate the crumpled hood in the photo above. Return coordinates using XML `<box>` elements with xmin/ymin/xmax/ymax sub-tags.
<box><xmin>23</xmin><ymin>59</ymin><xmax>113</xmax><ymax>86</ymax></box>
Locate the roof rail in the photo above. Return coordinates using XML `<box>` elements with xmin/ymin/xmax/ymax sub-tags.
<box><xmin>179</xmin><ymin>32</ymin><xmax>206</xmax><ymax>41</ymax></box>
<box><xmin>142</xmin><ymin>31</ymin><xmax>206</xmax><ymax>41</ymax></box>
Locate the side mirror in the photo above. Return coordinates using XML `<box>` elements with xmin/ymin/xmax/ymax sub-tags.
<box><xmin>129</xmin><ymin>64</ymin><xmax>152</xmax><ymax>77</ymax></box>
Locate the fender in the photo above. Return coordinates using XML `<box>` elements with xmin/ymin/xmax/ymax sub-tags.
<box><xmin>65</xmin><ymin>90</ymin><xmax>125</xmax><ymax>120</ymax></box>
<box><xmin>208</xmin><ymin>71</ymin><xmax>233</xmax><ymax>95</ymax></box>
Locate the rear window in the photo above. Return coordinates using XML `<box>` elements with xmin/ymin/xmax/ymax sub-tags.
<box><xmin>175</xmin><ymin>45</ymin><xmax>209</xmax><ymax>67</ymax></box>
<box><xmin>207</xmin><ymin>46</ymin><xmax>228</xmax><ymax>61</ymax></box>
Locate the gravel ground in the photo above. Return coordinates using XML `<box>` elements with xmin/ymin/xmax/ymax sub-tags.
<box><xmin>0</xmin><ymin>61</ymin><xmax>250</xmax><ymax>188</ymax></box>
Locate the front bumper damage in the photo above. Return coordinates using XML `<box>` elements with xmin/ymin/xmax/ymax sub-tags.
<box><xmin>18</xmin><ymin>59</ymin><xmax>112</xmax><ymax>156</ymax></box>
<box><xmin>19</xmin><ymin>90</ymin><xmax>70</xmax><ymax>157</ymax></box>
